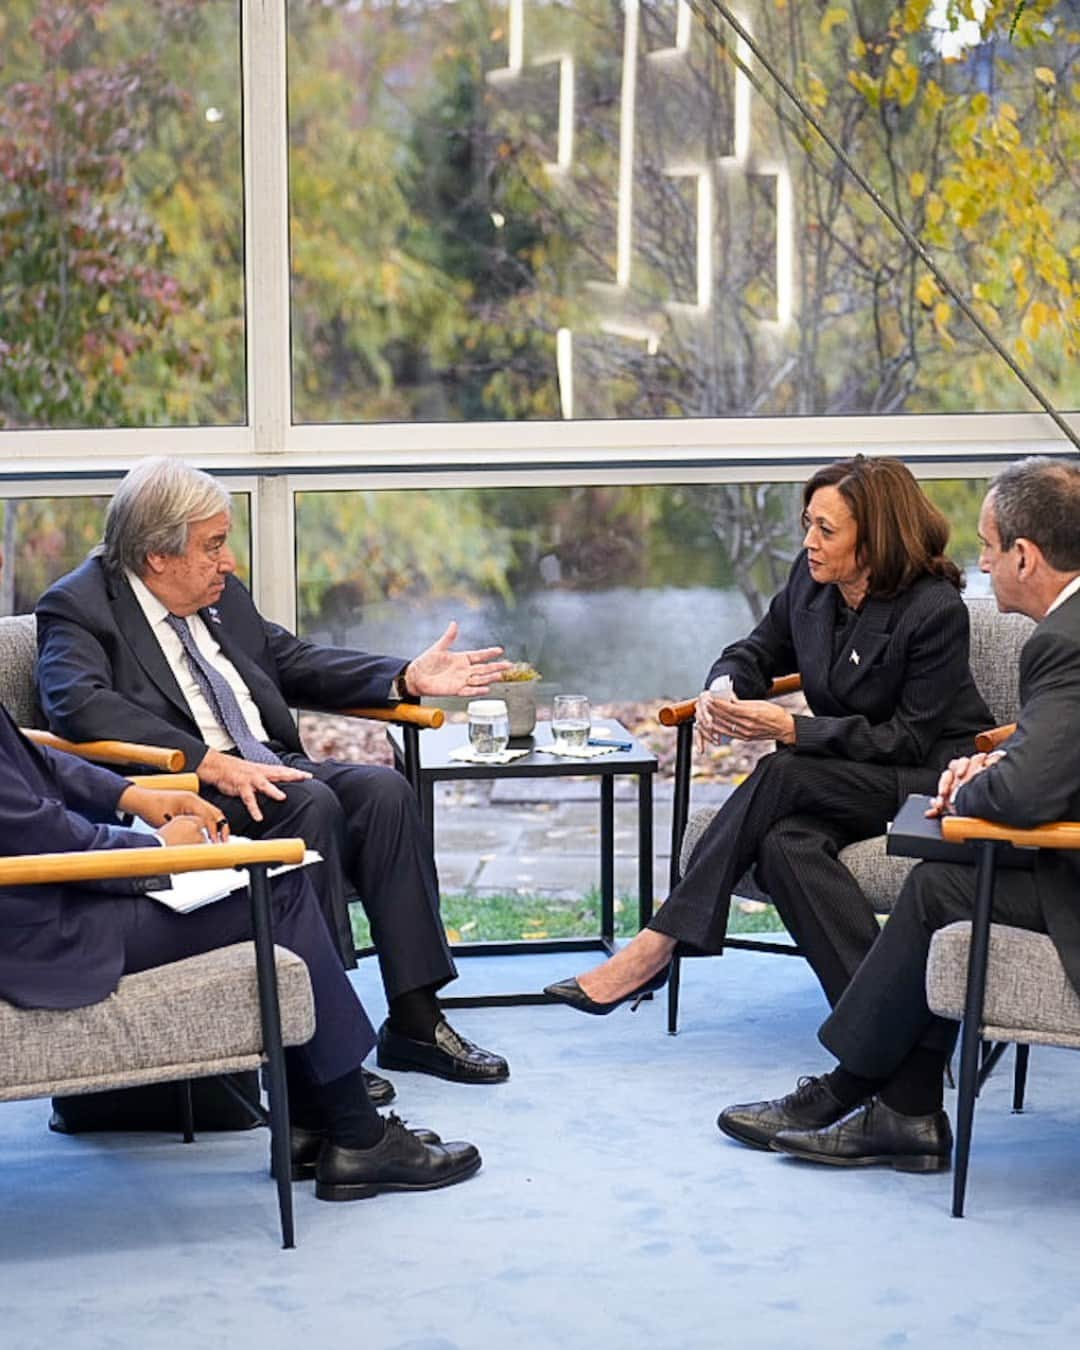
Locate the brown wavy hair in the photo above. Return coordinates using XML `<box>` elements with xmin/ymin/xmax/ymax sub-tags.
<box><xmin>802</xmin><ymin>456</ymin><xmax>963</xmax><ymax>598</ymax></box>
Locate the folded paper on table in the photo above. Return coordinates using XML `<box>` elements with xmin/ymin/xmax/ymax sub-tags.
<box><xmin>536</xmin><ymin>742</ymin><xmax>618</xmax><ymax>760</ymax></box>
<box><xmin>448</xmin><ymin>744</ymin><xmax>531</xmax><ymax>765</ymax></box>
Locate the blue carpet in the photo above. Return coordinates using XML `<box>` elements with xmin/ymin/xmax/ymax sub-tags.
<box><xmin>3</xmin><ymin>947</ymin><xmax>1080</xmax><ymax>1349</ymax></box>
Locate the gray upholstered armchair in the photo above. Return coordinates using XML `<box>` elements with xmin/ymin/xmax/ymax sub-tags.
<box><xmin>659</xmin><ymin>597</ymin><xmax>1036</xmax><ymax>1032</ymax></box>
<box><xmin>0</xmin><ymin>838</ymin><xmax>314</xmax><ymax>1247</ymax></box>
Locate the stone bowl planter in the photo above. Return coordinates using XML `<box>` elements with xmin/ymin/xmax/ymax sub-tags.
<box><xmin>485</xmin><ymin>675</ymin><xmax>541</xmax><ymax>738</ymax></box>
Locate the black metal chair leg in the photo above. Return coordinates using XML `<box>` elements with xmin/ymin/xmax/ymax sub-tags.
<box><xmin>952</xmin><ymin>839</ymin><xmax>999</xmax><ymax>1219</ymax></box>
<box><xmin>248</xmin><ymin>863</ymin><xmax>296</xmax><ymax>1250</ymax></box>
<box><xmin>1012</xmin><ymin>1043</ymin><xmax>1030</xmax><ymax>1113</ymax></box>
<box><xmin>178</xmin><ymin>1080</ymin><xmax>195</xmax><ymax>1143</ymax></box>
<box><xmin>667</xmin><ymin>954</ymin><xmax>681</xmax><ymax>1035</ymax></box>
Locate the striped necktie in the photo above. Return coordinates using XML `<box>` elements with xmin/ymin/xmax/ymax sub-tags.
<box><xmin>165</xmin><ymin>612</ymin><xmax>281</xmax><ymax>766</ymax></box>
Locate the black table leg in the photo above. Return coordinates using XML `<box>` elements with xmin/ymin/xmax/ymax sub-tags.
<box><xmin>600</xmin><ymin>775</ymin><xmax>615</xmax><ymax>943</ymax></box>
<box><xmin>421</xmin><ymin>778</ymin><xmax>435</xmax><ymax>847</ymax></box>
<box><xmin>638</xmin><ymin>771</ymin><xmax>653</xmax><ymax>932</ymax></box>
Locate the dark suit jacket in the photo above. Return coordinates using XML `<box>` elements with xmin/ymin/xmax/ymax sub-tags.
<box><xmin>955</xmin><ymin>588</ymin><xmax>1080</xmax><ymax>993</ymax></box>
<box><xmin>0</xmin><ymin>708</ymin><xmax>163</xmax><ymax>1009</ymax></box>
<box><xmin>707</xmin><ymin>552</ymin><xmax>993</xmax><ymax>786</ymax></box>
<box><xmin>35</xmin><ymin>558</ymin><xmax>407</xmax><ymax>772</ymax></box>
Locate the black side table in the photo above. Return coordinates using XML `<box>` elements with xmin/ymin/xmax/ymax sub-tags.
<box><xmin>386</xmin><ymin>718</ymin><xmax>657</xmax><ymax>1006</ymax></box>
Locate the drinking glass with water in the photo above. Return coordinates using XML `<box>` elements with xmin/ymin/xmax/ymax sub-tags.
<box><xmin>551</xmin><ymin>694</ymin><xmax>591</xmax><ymax>749</ymax></box>
<box><xmin>467</xmin><ymin>699</ymin><xmax>510</xmax><ymax>758</ymax></box>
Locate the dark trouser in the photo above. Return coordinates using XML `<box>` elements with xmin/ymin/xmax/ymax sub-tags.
<box><xmin>118</xmin><ymin>870</ymin><xmax>375</xmax><ymax>1086</ymax></box>
<box><xmin>650</xmin><ymin>748</ymin><xmax>937</xmax><ymax>1005</ymax></box>
<box><xmin>207</xmin><ymin>755</ymin><xmax>456</xmax><ymax>1000</ymax></box>
<box><xmin>818</xmin><ymin>859</ymin><xmax>1045</xmax><ymax>1081</ymax></box>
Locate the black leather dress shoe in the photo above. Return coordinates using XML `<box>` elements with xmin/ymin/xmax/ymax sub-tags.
<box><xmin>543</xmin><ymin>965</ymin><xmax>669</xmax><ymax>1016</ymax></box>
<box><xmin>771</xmin><ymin>1097</ymin><xmax>953</xmax><ymax>1172</ymax></box>
<box><xmin>717</xmin><ymin>1075</ymin><xmax>850</xmax><ymax>1151</ymax></box>
<box><xmin>282</xmin><ymin>1120</ymin><xmax>442</xmax><ymax>1181</ymax></box>
<box><xmin>362</xmin><ymin>1066</ymin><xmax>396</xmax><ymax>1106</ymax></box>
<box><xmin>376</xmin><ymin>1019</ymin><xmax>509</xmax><ymax>1084</ymax></box>
<box><xmin>314</xmin><ymin>1114</ymin><xmax>482</xmax><ymax>1201</ymax></box>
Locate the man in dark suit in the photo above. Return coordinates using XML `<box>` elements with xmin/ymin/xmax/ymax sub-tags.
<box><xmin>717</xmin><ymin>456</ymin><xmax>1080</xmax><ymax>1171</ymax></box>
<box><xmin>0</xmin><ymin>548</ymin><xmax>480</xmax><ymax>1201</ymax></box>
<box><xmin>35</xmin><ymin>457</ymin><xmax>511</xmax><ymax>1096</ymax></box>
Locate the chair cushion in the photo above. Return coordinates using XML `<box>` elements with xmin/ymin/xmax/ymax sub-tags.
<box><xmin>927</xmin><ymin>922</ymin><xmax>1080</xmax><ymax>1047</ymax></box>
<box><xmin>0</xmin><ymin>943</ymin><xmax>315</xmax><ymax>1102</ymax></box>
<box><xmin>965</xmin><ymin>598</ymin><xmax>1033</xmax><ymax>727</ymax></box>
<box><xmin>0</xmin><ymin>613</ymin><xmax>44</xmax><ymax>728</ymax></box>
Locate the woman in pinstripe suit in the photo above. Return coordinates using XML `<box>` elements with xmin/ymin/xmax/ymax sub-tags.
<box><xmin>547</xmin><ymin>456</ymin><xmax>993</xmax><ymax>1015</ymax></box>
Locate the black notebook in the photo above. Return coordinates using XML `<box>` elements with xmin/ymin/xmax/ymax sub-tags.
<box><xmin>886</xmin><ymin>794</ymin><xmax>1035</xmax><ymax>870</ymax></box>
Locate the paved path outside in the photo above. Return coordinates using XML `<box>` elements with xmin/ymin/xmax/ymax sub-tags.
<box><xmin>431</xmin><ymin>776</ymin><xmax>734</xmax><ymax>902</ymax></box>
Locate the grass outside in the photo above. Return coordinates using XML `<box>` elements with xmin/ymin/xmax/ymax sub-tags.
<box><xmin>350</xmin><ymin>890</ymin><xmax>786</xmax><ymax>949</ymax></box>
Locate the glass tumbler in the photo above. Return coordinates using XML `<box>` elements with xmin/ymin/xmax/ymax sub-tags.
<box><xmin>467</xmin><ymin>699</ymin><xmax>510</xmax><ymax>758</ymax></box>
<box><xmin>551</xmin><ymin>694</ymin><xmax>591</xmax><ymax>749</ymax></box>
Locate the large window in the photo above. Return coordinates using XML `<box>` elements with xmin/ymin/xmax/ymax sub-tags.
<box><xmin>294</xmin><ymin>476</ymin><xmax>987</xmax><ymax>700</ymax></box>
<box><xmin>0</xmin><ymin>0</ymin><xmax>245</xmax><ymax>430</ymax></box>
<box><xmin>0</xmin><ymin>493</ymin><xmax>251</xmax><ymax>616</ymax></box>
<box><xmin>287</xmin><ymin>0</ymin><xmax>1079</xmax><ymax>424</ymax></box>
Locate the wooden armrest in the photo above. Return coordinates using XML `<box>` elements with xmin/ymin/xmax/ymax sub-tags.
<box><xmin>334</xmin><ymin>705</ymin><xmax>445</xmax><ymax>730</ymax></box>
<box><xmin>22</xmin><ymin>730</ymin><xmax>184</xmax><ymax>773</ymax></box>
<box><xmin>0</xmin><ymin>838</ymin><xmax>307</xmax><ymax>888</ymax></box>
<box><xmin>974</xmin><ymin>723</ymin><xmax>1017</xmax><ymax>754</ymax></box>
<box><xmin>658</xmin><ymin>673</ymin><xmax>802</xmax><ymax>728</ymax></box>
<box><xmin>125</xmin><ymin>773</ymin><xmax>200</xmax><ymax>792</ymax></box>
<box><xmin>942</xmin><ymin>816</ymin><xmax>1080</xmax><ymax>851</ymax></box>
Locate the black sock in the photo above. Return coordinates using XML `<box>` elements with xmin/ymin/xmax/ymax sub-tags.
<box><xmin>285</xmin><ymin>1051</ymin><xmax>325</xmax><ymax>1131</ymax></box>
<box><xmin>825</xmin><ymin>1066</ymin><xmax>884</xmax><ymax>1111</ymax></box>
<box><xmin>314</xmin><ymin>1066</ymin><xmax>385</xmax><ymax>1150</ymax></box>
<box><xmin>879</xmin><ymin>1048</ymin><xmax>947</xmax><ymax>1117</ymax></box>
<box><xmin>388</xmin><ymin>985</ymin><xmax>441</xmax><ymax>1042</ymax></box>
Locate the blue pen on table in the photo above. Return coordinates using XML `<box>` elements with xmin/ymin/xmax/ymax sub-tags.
<box><xmin>587</xmin><ymin>737</ymin><xmax>633</xmax><ymax>750</ymax></box>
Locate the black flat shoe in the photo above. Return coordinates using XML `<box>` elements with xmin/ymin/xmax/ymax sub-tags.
<box><xmin>314</xmin><ymin>1114</ymin><xmax>482</xmax><ymax>1201</ymax></box>
<box><xmin>279</xmin><ymin>1120</ymin><xmax>442</xmax><ymax>1181</ymax></box>
<box><xmin>543</xmin><ymin>965</ymin><xmax>669</xmax><ymax>1016</ymax></box>
<box><xmin>771</xmin><ymin>1098</ymin><xmax>952</xmax><ymax>1172</ymax></box>
<box><xmin>376</xmin><ymin>1019</ymin><xmax>509</xmax><ymax>1084</ymax></box>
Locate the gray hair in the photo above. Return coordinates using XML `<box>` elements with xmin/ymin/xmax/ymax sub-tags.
<box><xmin>96</xmin><ymin>458</ymin><xmax>231</xmax><ymax>576</ymax></box>
<box><xmin>990</xmin><ymin>456</ymin><xmax>1080</xmax><ymax>572</ymax></box>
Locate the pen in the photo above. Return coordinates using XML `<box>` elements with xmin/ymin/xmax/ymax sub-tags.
<box><xmin>587</xmin><ymin>737</ymin><xmax>632</xmax><ymax>750</ymax></box>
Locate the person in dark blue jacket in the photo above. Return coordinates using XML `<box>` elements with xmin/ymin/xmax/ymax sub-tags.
<box><xmin>548</xmin><ymin>456</ymin><xmax>992</xmax><ymax>1015</ymax></box>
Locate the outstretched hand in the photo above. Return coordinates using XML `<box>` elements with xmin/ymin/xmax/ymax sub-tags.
<box><xmin>404</xmin><ymin>621</ymin><xmax>511</xmax><ymax>697</ymax></box>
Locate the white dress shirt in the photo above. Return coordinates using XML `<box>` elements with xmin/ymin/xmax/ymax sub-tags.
<box><xmin>1045</xmin><ymin>573</ymin><xmax>1080</xmax><ymax>617</ymax></box>
<box><xmin>127</xmin><ymin>571</ymin><xmax>272</xmax><ymax>754</ymax></box>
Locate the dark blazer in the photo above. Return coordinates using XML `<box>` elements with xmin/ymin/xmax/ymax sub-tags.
<box><xmin>707</xmin><ymin>552</ymin><xmax>993</xmax><ymax>785</ymax></box>
<box><xmin>955</xmin><ymin>588</ymin><xmax>1080</xmax><ymax>993</ymax></box>
<box><xmin>35</xmin><ymin>558</ymin><xmax>407</xmax><ymax>772</ymax></box>
<box><xmin>0</xmin><ymin>708</ymin><xmax>163</xmax><ymax>1009</ymax></box>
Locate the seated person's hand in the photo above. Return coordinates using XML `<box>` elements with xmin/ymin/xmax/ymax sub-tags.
<box><xmin>926</xmin><ymin>750</ymin><xmax>1005</xmax><ymax>817</ymax></box>
<box><xmin>197</xmin><ymin>749</ymin><xmax>312</xmax><ymax>823</ymax></box>
<box><xmin>119</xmin><ymin>786</ymin><xmax>230</xmax><ymax>840</ymax></box>
<box><xmin>403</xmin><ymin>620</ymin><xmax>511</xmax><ymax>697</ymax></box>
<box><xmin>157</xmin><ymin>815</ymin><xmax>214</xmax><ymax>846</ymax></box>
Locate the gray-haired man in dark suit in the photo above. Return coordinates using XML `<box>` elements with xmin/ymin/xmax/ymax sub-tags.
<box><xmin>35</xmin><ymin>457</ymin><xmax>511</xmax><ymax>1097</ymax></box>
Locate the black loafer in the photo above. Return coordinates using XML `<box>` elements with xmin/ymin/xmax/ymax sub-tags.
<box><xmin>772</xmin><ymin>1098</ymin><xmax>952</xmax><ymax>1172</ymax></box>
<box><xmin>376</xmin><ymin>1019</ymin><xmax>509</xmax><ymax>1084</ymax></box>
<box><xmin>362</xmin><ymin>1066</ymin><xmax>396</xmax><ymax>1107</ymax></box>
<box><xmin>276</xmin><ymin>1121</ymin><xmax>443</xmax><ymax>1182</ymax></box>
<box><xmin>717</xmin><ymin>1076</ymin><xmax>850</xmax><ymax>1151</ymax></box>
<box><xmin>314</xmin><ymin>1114</ymin><xmax>482</xmax><ymax>1201</ymax></box>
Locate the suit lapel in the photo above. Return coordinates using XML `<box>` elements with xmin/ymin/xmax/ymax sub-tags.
<box><xmin>107</xmin><ymin>573</ymin><xmax>194</xmax><ymax>723</ymax></box>
<box><xmin>201</xmin><ymin>605</ymin><xmax>293</xmax><ymax>739</ymax></box>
